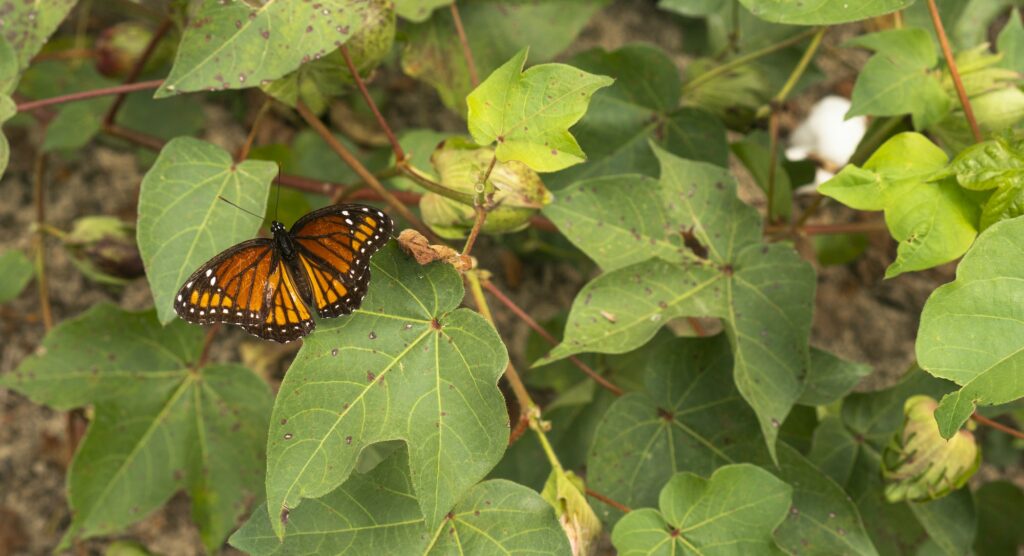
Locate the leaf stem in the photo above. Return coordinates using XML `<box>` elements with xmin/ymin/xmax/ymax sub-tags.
<box><xmin>682</xmin><ymin>27</ymin><xmax>821</xmax><ymax>94</ymax></box>
<box><xmin>971</xmin><ymin>412</ymin><xmax>1024</xmax><ymax>440</ymax></box>
<box><xmin>481</xmin><ymin>279</ymin><xmax>624</xmax><ymax>396</ymax></box>
<box><xmin>235</xmin><ymin>97</ymin><xmax>274</xmax><ymax>163</ymax></box>
<box><xmin>339</xmin><ymin>44</ymin><xmax>405</xmax><ymax>162</ymax></box>
<box><xmin>926</xmin><ymin>0</ymin><xmax>982</xmax><ymax>143</ymax></box>
<box><xmin>295</xmin><ymin>101</ymin><xmax>440</xmax><ymax>242</ymax></box>
<box><xmin>399</xmin><ymin>164</ymin><xmax>476</xmax><ymax>205</ymax></box>
<box><xmin>461</xmin><ymin>155</ymin><xmax>498</xmax><ymax>258</ymax></box>
<box><xmin>103</xmin><ymin>18</ymin><xmax>172</xmax><ymax>126</ymax></box>
<box><xmin>17</xmin><ymin>79</ymin><xmax>164</xmax><ymax>113</ymax></box>
<box><xmin>586</xmin><ymin>488</ymin><xmax>631</xmax><ymax>513</ymax></box>
<box><xmin>449</xmin><ymin>2</ymin><xmax>479</xmax><ymax>87</ymax></box>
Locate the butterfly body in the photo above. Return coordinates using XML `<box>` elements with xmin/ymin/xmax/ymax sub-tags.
<box><xmin>174</xmin><ymin>204</ymin><xmax>392</xmax><ymax>343</ymax></box>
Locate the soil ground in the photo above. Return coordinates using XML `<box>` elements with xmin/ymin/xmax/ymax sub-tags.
<box><xmin>0</xmin><ymin>2</ymin><xmax>1016</xmax><ymax>555</ymax></box>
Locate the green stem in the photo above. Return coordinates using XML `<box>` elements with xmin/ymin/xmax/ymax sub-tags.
<box><xmin>399</xmin><ymin>165</ymin><xmax>476</xmax><ymax>205</ymax></box>
<box><xmin>683</xmin><ymin>27</ymin><xmax>821</xmax><ymax>94</ymax></box>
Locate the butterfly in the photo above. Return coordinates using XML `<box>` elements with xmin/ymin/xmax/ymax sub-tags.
<box><xmin>174</xmin><ymin>204</ymin><xmax>393</xmax><ymax>343</ymax></box>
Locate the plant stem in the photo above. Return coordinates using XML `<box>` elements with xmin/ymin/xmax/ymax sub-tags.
<box><xmin>466</xmin><ymin>271</ymin><xmax>563</xmax><ymax>471</ymax></box>
<box><xmin>236</xmin><ymin>97</ymin><xmax>274</xmax><ymax>162</ymax></box>
<box><xmin>17</xmin><ymin>79</ymin><xmax>164</xmax><ymax>112</ymax></box>
<box><xmin>104</xmin><ymin>123</ymin><xmax>167</xmax><ymax>150</ymax></box>
<box><xmin>103</xmin><ymin>18</ymin><xmax>172</xmax><ymax>126</ymax></box>
<box><xmin>399</xmin><ymin>164</ymin><xmax>476</xmax><ymax>205</ymax></box>
<box><xmin>766</xmin><ymin>26</ymin><xmax>826</xmax><ymax>226</ymax></box>
<box><xmin>586</xmin><ymin>488</ymin><xmax>631</xmax><ymax>513</ymax></box>
<box><xmin>295</xmin><ymin>101</ymin><xmax>440</xmax><ymax>242</ymax></box>
<box><xmin>461</xmin><ymin>155</ymin><xmax>498</xmax><ymax>258</ymax></box>
<box><xmin>449</xmin><ymin>2</ymin><xmax>479</xmax><ymax>87</ymax></box>
<box><xmin>682</xmin><ymin>27</ymin><xmax>821</xmax><ymax>94</ymax></box>
<box><xmin>339</xmin><ymin>45</ymin><xmax>405</xmax><ymax>162</ymax></box>
<box><xmin>926</xmin><ymin>0</ymin><xmax>982</xmax><ymax>143</ymax></box>
<box><xmin>971</xmin><ymin>412</ymin><xmax>1024</xmax><ymax>440</ymax></box>
<box><xmin>32</xmin><ymin>152</ymin><xmax>52</xmax><ymax>332</ymax></box>
<box><xmin>481</xmin><ymin>279</ymin><xmax>625</xmax><ymax>396</ymax></box>
<box><xmin>196</xmin><ymin>324</ymin><xmax>221</xmax><ymax>371</ymax></box>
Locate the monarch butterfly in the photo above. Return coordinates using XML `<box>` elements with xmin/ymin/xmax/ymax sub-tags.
<box><xmin>173</xmin><ymin>204</ymin><xmax>393</xmax><ymax>343</ymax></box>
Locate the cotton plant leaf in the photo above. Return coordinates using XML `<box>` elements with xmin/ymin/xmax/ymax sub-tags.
<box><xmin>137</xmin><ymin>137</ymin><xmax>275</xmax><ymax>324</ymax></box>
<box><xmin>264</xmin><ymin>244</ymin><xmax>509</xmax><ymax>538</ymax></box>
<box><xmin>0</xmin><ymin>249</ymin><xmax>32</xmax><ymax>303</ymax></box>
<box><xmin>917</xmin><ymin>216</ymin><xmax>1024</xmax><ymax>437</ymax></box>
<box><xmin>543</xmin><ymin>147</ymin><xmax>815</xmax><ymax>460</ymax></box>
<box><xmin>820</xmin><ymin>132</ymin><xmax>977</xmax><ymax>278</ymax></box>
<box><xmin>0</xmin><ymin>304</ymin><xmax>271</xmax><ymax>552</ymax></box>
<box><xmin>466</xmin><ymin>48</ymin><xmax>613</xmax><ymax>173</ymax></box>
<box><xmin>1</xmin><ymin>0</ymin><xmax>77</xmax><ymax>70</ymax></box>
<box><xmin>393</xmin><ymin>0</ymin><xmax>452</xmax><ymax>22</ymax></box>
<box><xmin>612</xmin><ymin>465</ymin><xmax>792</xmax><ymax>555</ymax></box>
<box><xmin>233</xmin><ymin>450</ymin><xmax>570</xmax><ymax>555</ymax></box>
<box><xmin>739</xmin><ymin>0</ymin><xmax>913</xmax><ymax>24</ymax></box>
<box><xmin>586</xmin><ymin>335</ymin><xmax>878</xmax><ymax>555</ymax></box>
<box><xmin>157</xmin><ymin>0</ymin><xmax>366</xmax><ymax>97</ymax></box>
<box><xmin>846</xmin><ymin>29</ymin><xmax>951</xmax><ymax>130</ymax></box>
<box><xmin>941</xmin><ymin>137</ymin><xmax>1024</xmax><ymax>230</ymax></box>
<box><xmin>799</xmin><ymin>347</ymin><xmax>872</xmax><ymax>406</ymax></box>
<box><xmin>400</xmin><ymin>0</ymin><xmax>610</xmax><ymax>115</ymax></box>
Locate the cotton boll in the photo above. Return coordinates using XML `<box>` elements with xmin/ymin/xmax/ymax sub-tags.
<box><xmin>786</xmin><ymin>96</ymin><xmax>867</xmax><ymax>188</ymax></box>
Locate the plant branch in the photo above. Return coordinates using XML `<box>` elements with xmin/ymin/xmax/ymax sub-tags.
<box><xmin>449</xmin><ymin>2</ymin><xmax>479</xmax><ymax>87</ymax></box>
<box><xmin>683</xmin><ymin>27</ymin><xmax>822</xmax><ymax>93</ymax></box>
<box><xmin>461</xmin><ymin>155</ymin><xmax>498</xmax><ymax>258</ymax></box>
<box><xmin>17</xmin><ymin>79</ymin><xmax>164</xmax><ymax>113</ymax></box>
<box><xmin>971</xmin><ymin>412</ymin><xmax>1024</xmax><ymax>440</ymax></box>
<box><xmin>481</xmin><ymin>279</ymin><xmax>625</xmax><ymax>396</ymax></box>
<box><xmin>103</xmin><ymin>18</ymin><xmax>172</xmax><ymax>126</ymax></box>
<box><xmin>339</xmin><ymin>45</ymin><xmax>405</xmax><ymax>162</ymax></box>
<box><xmin>927</xmin><ymin>0</ymin><xmax>982</xmax><ymax>143</ymax></box>
<box><xmin>236</xmin><ymin>97</ymin><xmax>274</xmax><ymax>162</ymax></box>
<box><xmin>399</xmin><ymin>164</ymin><xmax>476</xmax><ymax>205</ymax></box>
<box><xmin>295</xmin><ymin>101</ymin><xmax>440</xmax><ymax>241</ymax></box>
<box><xmin>586</xmin><ymin>488</ymin><xmax>631</xmax><ymax>513</ymax></box>
<box><xmin>32</xmin><ymin>152</ymin><xmax>52</xmax><ymax>332</ymax></box>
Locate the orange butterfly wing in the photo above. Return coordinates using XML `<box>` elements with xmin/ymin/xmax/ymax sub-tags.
<box><xmin>290</xmin><ymin>204</ymin><xmax>392</xmax><ymax>318</ymax></box>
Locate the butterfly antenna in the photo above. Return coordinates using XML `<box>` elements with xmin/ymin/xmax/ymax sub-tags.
<box><xmin>217</xmin><ymin>196</ymin><xmax>264</xmax><ymax>220</ymax></box>
<box><xmin>274</xmin><ymin>165</ymin><xmax>282</xmax><ymax>222</ymax></box>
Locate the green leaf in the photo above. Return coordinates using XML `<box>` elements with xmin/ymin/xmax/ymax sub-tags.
<box><xmin>814</xmin><ymin>233</ymin><xmax>868</xmax><ymax>266</ymax></box>
<box><xmin>234</xmin><ymin>450</ymin><xmax>570</xmax><ymax>554</ymax></box>
<box><xmin>612</xmin><ymin>465</ymin><xmax>792</xmax><ymax>555</ymax></box>
<box><xmin>400</xmin><ymin>0</ymin><xmax>610</xmax><ymax>115</ymax></box>
<box><xmin>908</xmin><ymin>490</ymin><xmax>976</xmax><ymax>556</ymax></box>
<box><xmin>808</xmin><ymin>416</ymin><xmax>859</xmax><ymax>486</ymax></box>
<box><xmin>731</xmin><ymin>130</ymin><xmax>793</xmax><ymax>219</ymax></box>
<box><xmin>467</xmin><ymin>48</ymin><xmax>613</xmax><ymax>172</ymax></box>
<box><xmin>997</xmin><ymin>8</ymin><xmax>1024</xmax><ymax>73</ymax></box>
<box><xmin>137</xmin><ymin>137</ymin><xmax>275</xmax><ymax>324</ymax></box>
<box><xmin>917</xmin><ymin>216</ymin><xmax>1024</xmax><ymax>437</ymax></box>
<box><xmin>974</xmin><ymin>481</ymin><xmax>1024</xmax><ymax>556</ymax></box>
<box><xmin>586</xmin><ymin>336</ymin><xmax>877</xmax><ymax>555</ymax></box>
<box><xmin>546</xmin><ymin>45</ymin><xmax>728</xmax><ymax>188</ymax></box>
<box><xmin>739</xmin><ymin>0</ymin><xmax>913</xmax><ymax>24</ymax></box>
<box><xmin>157</xmin><ymin>0</ymin><xmax>365</xmax><ymax>97</ymax></box>
<box><xmin>820</xmin><ymin>132</ymin><xmax>977</xmax><ymax>278</ymax></box>
<box><xmin>394</xmin><ymin>0</ymin><xmax>452</xmax><ymax>22</ymax></box>
<box><xmin>264</xmin><ymin>244</ymin><xmax>509</xmax><ymax>538</ymax></box>
<box><xmin>1</xmin><ymin>0</ymin><xmax>77</xmax><ymax>70</ymax></box>
<box><xmin>846</xmin><ymin>30</ymin><xmax>951</xmax><ymax>130</ymax></box>
<box><xmin>542</xmin><ymin>175</ymin><xmax>687</xmax><ymax>272</ymax></box>
<box><xmin>0</xmin><ymin>249</ymin><xmax>32</xmax><ymax>303</ymax></box>
<box><xmin>658</xmin><ymin>0</ymin><xmax>728</xmax><ymax>16</ymax></box>
<box><xmin>943</xmin><ymin>137</ymin><xmax>1024</xmax><ymax>230</ymax></box>
<box><xmin>0</xmin><ymin>304</ymin><xmax>271</xmax><ymax>551</ymax></box>
<box><xmin>544</xmin><ymin>148</ymin><xmax>815</xmax><ymax>458</ymax></box>
<box><xmin>799</xmin><ymin>347</ymin><xmax>871</xmax><ymax>406</ymax></box>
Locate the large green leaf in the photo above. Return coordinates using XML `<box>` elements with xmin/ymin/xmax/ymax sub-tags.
<box><xmin>265</xmin><ymin>244</ymin><xmax>509</xmax><ymax>538</ymax></box>
<box><xmin>612</xmin><ymin>465</ymin><xmax>792</xmax><ymax>555</ymax></box>
<box><xmin>234</xmin><ymin>450</ymin><xmax>570</xmax><ymax>554</ymax></box>
<box><xmin>2</xmin><ymin>0</ymin><xmax>77</xmax><ymax>70</ymax></box>
<box><xmin>586</xmin><ymin>336</ymin><xmax>877</xmax><ymax>555</ymax></box>
<box><xmin>942</xmin><ymin>137</ymin><xmax>1024</xmax><ymax>230</ymax></box>
<box><xmin>394</xmin><ymin>0</ymin><xmax>452</xmax><ymax>22</ymax></box>
<box><xmin>799</xmin><ymin>348</ymin><xmax>872</xmax><ymax>406</ymax></box>
<box><xmin>739</xmin><ymin>0</ymin><xmax>912</xmax><ymax>24</ymax></box>
<box><xmin>846</xmin><ymin>30</ymin><xmax>951</xmax><ymax>130</ymax></box>
<box><xmin>908</xmin><ymin>490</ymin><xmax>976</xmax><ymax>556</ymax></box>
<box><xmin>0</xmin><ymin>249</ymin><xmax>32</xmax><ymax>303</ymax></box>
<box><xmin>400</xmin><ymin>0</ymin><xmax>609</xmax><ymax>115</ymax></box>
<box><xmin>157</xmin><ymin>0</ymin><xmax>365</xmax><ymax>97</ymax></box>
<box><xmin>0</xmin><ymin>304</ymin><xmax>271</xmax><ymax>552</ymax></box>
<box><xmin>820</xmin><ymin>132</ymin><xmax>977</xmax><ymax>278</ymax></box>
<box><xmin>466</xmin><ymin>48</ymin><xmax>613</xmax><ymax>173</ymax></box>
<box><xmin>974</xmin><ymin>481</ymin><xmax>1024</xmax><ymax>556</ymax></box>
<box><xmin>546</xmin><ymin>44</ymin><xmax>728</xmax><ymax>188</ymax></box>
<box><xmin>543</xmin><ymin>148</ymin><xmax>815</xmax><ymax>459</ymax></box>
<box><xmin>917</xmin><ymin>216</ymin><xmax>1024</xmax><ymax>437</ymax></box>
<box><xmin>137</xmin><ymin>137</ymin><xmax>275</xmax><ymax>324</ymax></box>
<box><xmin>997</xmin><ymin>9</ymin><xmax>1024</xmax><ymax>73</ymax></box>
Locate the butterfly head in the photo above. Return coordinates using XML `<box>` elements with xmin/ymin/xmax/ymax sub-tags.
<box><xmin>270</xmin><ymin>221</ymin><xmax>287</xmax><ymax>235</ymax></box>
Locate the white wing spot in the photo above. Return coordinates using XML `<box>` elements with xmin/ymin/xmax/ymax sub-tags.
<box><xmin>186</xmin><ymin>281</ymin><xmax>193</xmax><ymax>288</ymax></box>
<box><xmin>361</xmin><ymin>207</ymin><xmax>369</xmax><ymax>212</ymax></box>
<box><xmin>177</xmin><ymin>294</ymin><xmax>183</xmax><ymax>302</ymax></box>
<box><xmin>345</xmin><ymin>218</ymin><xmax>354</xmax><ymax>225</ymax></box>
<box><xmin>341</xmin><ymin>210</ymin><xmax>350</xmax><ymax>216</ymax></box>
<box><xmin>205</xmin><ymin>269</ymin><xmax>213</xmax><ymax>277</ymax></box>
<box><xmin>210</xmin><ymin>276</ymin><xmax>217</xmax><ymax>286</ymax></box>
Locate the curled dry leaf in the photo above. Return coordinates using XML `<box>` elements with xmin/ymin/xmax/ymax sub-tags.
<box><xmin>397</xmin><ymin>229</ymin><xmax>473</xmax><ymax>271</ymax></box>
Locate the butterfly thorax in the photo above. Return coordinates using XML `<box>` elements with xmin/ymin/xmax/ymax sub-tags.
<box><xmin>270</xmin><ymin>221</ymin><xmax>298</xmax><ymax>261</ymax></box>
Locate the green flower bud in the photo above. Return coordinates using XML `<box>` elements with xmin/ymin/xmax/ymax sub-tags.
<box><xmin>421</xmin><ymin>138</ymin><xmax>552</xmax><ymax>239</ymax></box>
<box><xmin>882</xmin><ymin>395</ymin><xmax>979</xmax><ymax>503</ymax></box>
<box><xmin>541</xmin><ymin>470</ymin><xmax>602</xmax><ymax>556</ymax></box>
<box><xmin>62</xmin><ymin>216</ymin><xmax>144</xmax><ymax>285</ymax></box>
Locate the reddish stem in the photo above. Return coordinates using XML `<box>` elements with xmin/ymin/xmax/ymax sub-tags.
<box><xmin>339</xmin><ymin>45</ymin><xmax>405</xmax><ymax>162</ymax></box>
<box><xmin>586</xmin><ymin>488</ymin><xmax>631</xmax><ymax>513</ymax></box>
<box><xmin>508</xmin><ymin>412</ymin><xmax>530</xmax><ymax>445</ymax></box>
<box><xmin>449</xmin><ymin>3</ymin><xmax>479</xmax><ymax>87</ymax></box>
<box><xmin>971</xmin><ymin>412</ymin><xmax>1024</xmax><ymax>440</ymax></box>
<box><xmin>104</xmin><ymin>19</ymin><xmax>172</xmax><ymax>126</ymax></box>
<box><xmin>17</xmin><ymin>79</ymin><xmax>164</xmax><ymax>112</ymax></box>
<box><xmin>926</xmin><ymin>0</ymin><xmax>982</xmax><ymax>143</ymax></box>
<box><xmin>482</xmin><ymin>280</ymin><xmax>624</xmax><ymax>396</ymax></box>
